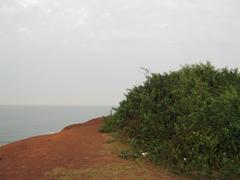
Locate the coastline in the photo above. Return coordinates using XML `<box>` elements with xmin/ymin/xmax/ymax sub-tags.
<box><xmin>0</xmin><ymin>117</ymin><xmax>103</xmax><ymax>148</ymax></box>
<box><xmin>0</xmin><ymin>117</ymin><xmax>105</xmax><ymax>179</ymax></box>
<box><xmin>0</xmin><ymin>105</ymin><xmax>111</xmax><ymax>149</ymax></box>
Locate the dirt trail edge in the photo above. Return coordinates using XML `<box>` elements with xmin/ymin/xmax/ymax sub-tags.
<box><xmin>0</xmin><ymin>117</ymin><xmax>182</xmax><ymax>180</ymax></box>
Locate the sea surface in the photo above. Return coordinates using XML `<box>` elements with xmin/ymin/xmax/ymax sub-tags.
<box><xmin>0</xmin><ymin>105</ymin><xmax>111</xmax><ymax>144</ymax></box>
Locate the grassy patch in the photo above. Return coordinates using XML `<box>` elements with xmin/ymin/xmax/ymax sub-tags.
<box><xmin>118</xmin><ymin>149</ymin><xmax>138</xmax><ymax>160</ymax></box>
<box><xmin>44</xmin><ymin>163</ymin><xmax>165</xmax><ymax>180</ymax></box>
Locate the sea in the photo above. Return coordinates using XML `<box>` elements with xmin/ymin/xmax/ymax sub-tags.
<box><xmin>0</xmin><ymin>105</ymin><xmax>111</xmax><ymax>145</ymax></box>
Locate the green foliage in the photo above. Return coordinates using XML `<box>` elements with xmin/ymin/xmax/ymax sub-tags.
<box><xmin>118</xmin><ymin>149</ymin><xmax>138</xmax><ymax>160</ymax></box>
<box><xmin>99</xmin><ymin>116</ymin><xmax>118</xmax><ymax>133</ymax></box>
<box><xmin>103</xmin><ymin>62</ymin><xmax>240</xmax><ymax>178</ymax></box>
<box><xmin>221</xmin><ymin>161</ymin><xmax>240</xmax><ymax>180</ymax></box>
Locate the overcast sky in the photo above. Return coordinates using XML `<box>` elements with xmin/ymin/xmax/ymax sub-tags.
<box><xmin>0</xmin><ymin>0</ymin><xmax>240</xmax><ymax>105</ymax></box>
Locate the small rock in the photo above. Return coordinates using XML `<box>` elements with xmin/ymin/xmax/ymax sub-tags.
<box><xmin>141</xmin><ymin>152</ymin><xmax>148</xmax><ymax>157</ymax></box>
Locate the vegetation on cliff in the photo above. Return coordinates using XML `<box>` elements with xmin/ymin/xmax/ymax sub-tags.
<box><xmin>101</xmin><ymin>62</ymin><xmax>240</xmax><ymax>179</ymax></box>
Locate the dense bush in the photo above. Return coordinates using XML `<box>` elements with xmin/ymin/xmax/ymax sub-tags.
<box><xmin>102</xmin><ymin>62</ymin><xmax>240</xmax><ymax>178</ymax></box>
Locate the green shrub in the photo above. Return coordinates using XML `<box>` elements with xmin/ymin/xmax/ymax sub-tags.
<box><xmin>99</xmin><ymin>115</ymin><xmax>118</xmax><ymax>133</ymax></box>
<box><xmin>103</xmin><ymin>62</ymin><xmax>240</xmax><ymax>178</ymax></box>
<box><xmin>118</xmin><ymin>149</ymin><xmax>138</xmax><ymax>160</ymax></box>
<box><xmin>221</xmin><ymin>161</ymin><xmax>240</xmax><ymax>180</ymax></box>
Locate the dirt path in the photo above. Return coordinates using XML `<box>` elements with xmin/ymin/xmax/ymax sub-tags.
<box><xmin>0</xmin><ymin>117</ymin><xmax>183</xmax><ymax>180</ymax></box>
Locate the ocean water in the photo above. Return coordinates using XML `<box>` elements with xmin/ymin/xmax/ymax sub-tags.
<box><xmin>0</xmin><ymin>105</ymin><xmax>111</xmax><ymax>144</ymax></box>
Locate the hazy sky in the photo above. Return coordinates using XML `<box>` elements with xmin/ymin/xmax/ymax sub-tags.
<box><xmin>0</xmin><ymin>0</ymin><xmax>240</xmax><ymax>105</ymax></box>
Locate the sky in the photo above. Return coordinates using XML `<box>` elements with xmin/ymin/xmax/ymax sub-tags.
<box><xmin>0</xmin><ymin>0</ymin><xmax>240</xmax><ymax>106</ymax></box>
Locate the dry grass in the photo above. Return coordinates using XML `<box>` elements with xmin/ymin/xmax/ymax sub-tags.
<box><xmin>44</xmin><ymin>163</ymin><xmax>163</xmax><ymax>180</ymax></box>
<box><xmin>43</xmin><ymin>134</ymin><xmax>186</xmax><ymax>180</ymax></box>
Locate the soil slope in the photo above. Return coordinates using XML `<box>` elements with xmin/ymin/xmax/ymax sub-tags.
<box><xmin>0</xmin><ymin>117</ymin><xmax>181</xmax><ymax>180</ymax></box>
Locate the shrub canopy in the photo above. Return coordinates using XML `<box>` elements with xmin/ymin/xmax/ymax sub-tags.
<box><xmin>103</xmin><ymin>62</ymin><xmax>240</xmax><ymax>178</ymax></box>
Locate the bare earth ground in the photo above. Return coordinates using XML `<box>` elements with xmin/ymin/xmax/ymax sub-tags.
<box><xmin>0</xmin><ymin>117</ymin><xmax>185</xmax><ymax>180</ymax></box>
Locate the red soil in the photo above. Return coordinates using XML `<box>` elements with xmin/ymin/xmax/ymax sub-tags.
<box><xmin>0</xmin><ymin>117</ymin><xmax>116</xmax><ymax>180</ymax></box>
<box><xmin>0</xmin><ymin>117</ymin><xmax>181</xmax><ymax>180</ymax></box>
